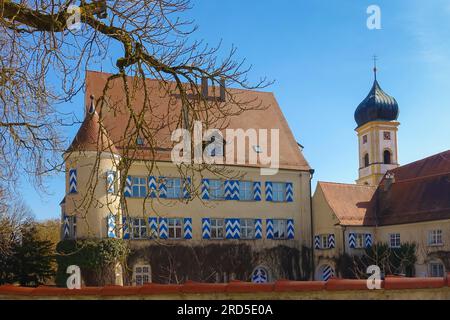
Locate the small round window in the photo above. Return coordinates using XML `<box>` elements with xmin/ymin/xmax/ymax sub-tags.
<box><xmin>251</xmin><ymin>266</ymin><xmax>269</xmax><ymax>283</ymax></box>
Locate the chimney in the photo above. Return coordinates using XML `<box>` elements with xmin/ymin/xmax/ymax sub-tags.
<box><xmin>201</xmin><ymin>77</ymin><xmax>208</xmax><ymax>99</ymax></box>
<box><xmin>219</xmin><ymin>77</ymin><xmax>226</xmax><ymax>102</ymax></box>
<box><xmin>383</xmin><ymin>172</ymin><xmax>395</xmax><ymax>191</ymax></box>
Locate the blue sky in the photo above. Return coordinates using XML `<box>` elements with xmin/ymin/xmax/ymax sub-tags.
<box><xmin>24</xmin><ymin>0</ymin><xmax>450</xmax><ymax>220</ymax></box>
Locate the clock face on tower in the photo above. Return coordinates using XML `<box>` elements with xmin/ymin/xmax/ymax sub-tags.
<box><xmin>383</xmin><ymin>131</ymin><xmax>391</xmax><ymax>140</ymax></box>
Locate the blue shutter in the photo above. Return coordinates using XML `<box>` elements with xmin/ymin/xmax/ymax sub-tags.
<box><xmin>287</xmin><ymin>219</ymin><xmax>294</xmax><ymax>239</ymax></box>
<box><xmin>265</xmin><ymin>182</ymin><xmax>273</xmax><ymax>201</ymax></box>
<box><xmin>106</xmin><ymin>171</ymin><xmax>115</xmax><ymax>194</ymax></box>
<box><xmin>159</xmin><ymin>217</ymin><xmax>168</xmax><ymax>239</ymax></box>
<box><xmin>107</xmin><ymin>214</ymin><xmax>116</xmax><ymax>238</ymax></box>
<box><xmin>63</xmin><ymin>215</ymin><xmax>70</xmax><ymax>239</ymax></box>
<box><xmin>225</xmin><ymin>218</ymin><xmax>240</xmax><ymax>239</ymax></box>
<box><xmin>183</xmin><ymin>178</ymin><xmax>191</xmax><ymax>199</ymax></box>
<box><xmin>148</xmin><ymin>217</ymin><xmax>158</xmax><ymax>239</ymax></box>
<box><xmin>148</xmin><ymin>176</ymin><xmax>157</xmax><ymax>198</ymax></box>
<box><xmin>322</xmin><ymin>265</ymin><xmax>334</xmax><ymax>281</ymax></box>
<box><xmin>224</xmin><ymin>180</ymin><xmax>239</xmax><ymax>200</ymax></box>
<box><xmin>122</xmin><ymin>217</ymin><xmax>130</xmax><ymax>239</ymax></box>
<box><xmin>348</xmin><ymin>232</ymin><xmax>356</xmax><ymax>249</ymax></box>
<box><xmin>286</xmin><ymin>182</ymin><xmax>294</xmax><ymax>202</ymax></box>
<box><xmin>159</xmin><ymin>177</ymin><xmax>167</xmax><ymax>198</ymax></box>
<box><xmin>328</xmin><ymin>234</ymin><xmax>336</xmax><ymax>248</ymax></box>
<box><xmin>184</xmin><ymin>218</ymin><xmax>192</xmax><ymax>239</ymax></box>
<box><xmin>124</xmin><ymin>176</ymin><xmax>132</xmax><ymax>197</ymax></box>
<box><xmin>253</xmin><ymin>182</ymin><xmax>261</xmax><ymax>201</ymax></box>
<box><xmin>255</xmin><ymin>219</ymin><xmax>262</xmax><ymax>239</ymax></box>
<box><xmin>266</xmin><ymin>219</ymin><xmax>274</xmax><ymax>239</ymax></box>
<box><xmin>314</xmin><ymin>235</ymin><xmax>321</xmax><ymax>249</ymax></box>
<box><xmin>201</xmin><ymin>179</ymin><xmax>210</xmax><ymax>200</ymax></box>
<box><xmin>365</xmin><ymin>233</ymin><xmax>373</xmax><ymax>248</ymax></box>
<box><xmin>69</xmin><ymin>169</ymin><xmax>77</xmax><ymax>194</ymax></box>
<box><xmin>202</xmin><ymin>218</ymin><xmax>211</xmax><ymax>239</ymax></box>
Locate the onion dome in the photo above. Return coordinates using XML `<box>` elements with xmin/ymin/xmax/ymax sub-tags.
<box><xmin>67</xmin><ymin>95</ymin><xmax>118</xmax><ymax>154</ymax></box>
<box><xmin>354</xmin><ymin>68</ymin><xmax>399</xmax><ymax>127</ymax></box>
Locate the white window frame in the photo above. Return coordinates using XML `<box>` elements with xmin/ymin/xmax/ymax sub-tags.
<box><xmin>240</xmin><ymin>219</ymin><xmax>255</xmax><ymax>239</ymax></box>
<box><xmin>210</xmin><ymin>218</ymin><xmax>224</xmax><ymax>239</ymax></box>
<box><xmin>132</xmin><ymin>218</ymin><xmax>147</xmax><ymax>239</ymax></box>
<box><xmin>134</xmin><ymin>265</ymin><xmax>151</xmax><ymax>286</ymax></box>
<box><xmin>428</xmin><ymin>230</ymin><xmax>443</xmax><ymax>246</ymax></box>
<box><xmin>131</xmin><ymin>176</ymin><xmax>147</xmax><ymax>198</ymax></box>
<box><xmin>273</xmin><ymin>219</ymin><xmax>287</xmax><ymax>239</ymax></box>
<box><xmin>165</xmin><ymin>178</ymin><xmax>182</xmax><ymax>199</ymax></box>
<box><xmin>321</xmin><ymin>234</ymin><xmax>329</xmax><ymax>249</ymax></box>
<box><xmin>239</xmin><ymin>181</ymin><xmax>254</xmax><ymax>201</ymax></box>
<box><xmin>167</xmin><ymin>218</ymin><xmax>183</xmax><ymax>239</ymax></box>
<box><xmin>272</xmin><ymin>182</ymin><xmax>286</xmax><ymax>202</ymax></box>
<box><xmin>429</xmin><ymin>262</ymin><xmax>445</xmax><ymax>277</ymax></box>
<box><xmin>209</xmin><ymin>179</ymin><xmax>224</xmax><ymax>200</ymax></box>
<box><xmin>354</xmin><ymin>233</ymin><xmax>365</xmax><ymax>249</ymax></box>
<box><xmin>389</xmin><ymin>233</ymin><xmax>401</xmax><ymax>248</ymax></box>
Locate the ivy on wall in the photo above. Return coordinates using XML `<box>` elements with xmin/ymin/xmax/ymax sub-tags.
<box><xmin>335</xmin><ymin>242</ymin><xmax>417</xmax><ymax>279</ymax></box>
<box><xmin>55</xmin><ymin>238</ymin><xmax>129</xmax><ymax>287</ymax></box>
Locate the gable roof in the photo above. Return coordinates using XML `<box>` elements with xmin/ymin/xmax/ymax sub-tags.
<box><xmin>74</xmin><ymin>70</ymin><xmax>310</xmax><ymax>171</ymax></box>
<box><xmin>318</xmin><ymin>181</ymin><xmax>377</xmax><ymax>226</ymax></box>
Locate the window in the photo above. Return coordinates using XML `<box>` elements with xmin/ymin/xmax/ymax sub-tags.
<box><xmin>132</xmin><ymin>218</ymin><xmax>147</xmax><ymax>239</ymax></box>
<box><xmin>209</xmin><ymin>179</ymin><xmax>224</xmax><ymax>200</ymax></box>
<box><xmin>272</xmin><ymin>182</ymin><xmax>286</xmax><ymax>202</ymax></box>
<box><xmin>132</xmin><ymin>177</ymin><xmax>147</xmax><ymax>198</ymax></box>
<box><xmin>364</xmin><ymin>153</ymin><xmax>370</xmax><ymax>167</ymax></box>
<box><xmin>362</xmin><ymin>135</ymin><xmax>368</xmax><ymax>144</ymax></box>
<box><xmin>383</xmin><ymin>150</ymin><xmax>392</xmax><ymax>164</ymax></box>
<box><xmin>389</xmin><ymin>233</ymin><xmax>401</xmax><ymax>248</ymax></box>
<box><xmin>251</xmin><ymin>266</ymin><xmax>269</xmax><ymax>283</ymax></box>
<box><xmin>67</xmin><ymin>216</ymin><xmax>77</xmax><ymax>239</ymax></box>
<box><xmin>106</xmin><ymin>171</ymin><xmax>117</xmax><ymax>194</ymax></box>
<box><xmin>167</xmin><ymin>218</ymin><xmax>182</xmax><ymax>239</ymax></box>
<box><xmin>273</xmin><ymin>219</ymin><xmax>287</xmax><ymax>239</ymax></box>
<box><xmin>239</xmin><ymin>181</ymin><xmax>254</xmax><ymax>201</ymax></box>
<box><xmin>240</xmin><ymin>219</ymin><xmax>255</xmax><ymax>239</ymax></box>
<box><xmin>210</xmin><ymin>218</ymin><xmax>224</xmax><ymax>239</ymax></box>
<box><xmin>136</xmin><ymin>136</ymin><xmax>144</xmax><ymax>146</ymax></box>
<box><xmin>134</xmin><ymin>265</ymin><xmax>151</xmax><ymax>286</ymax></box>
<box><xmin>355</xmin><ymin>233</ymin><xmax>365</xmax><ymax>248</ymax></box>
<box><xmin>383</xmin><ymin>131</ymin><xmax>391</xmax><ymax>140</ymax></box>
<box><xmin>321</xmin><ymin>235</ymin><xmax>329</xmax><ymax>249</ymax></box>
<box><xmin>165</xmin><ymin>178</ymin><xmax>182</xmax><ymax>199</ymax></box>
<box><xmin>429</xmin><ymin>262</ymin><xmax>444</xmax><ymax>277</ymax></box>
<box><xmin>429</xmin><ymin>230</ymin><xmax>443</xmax><ymax>246</ymax></box>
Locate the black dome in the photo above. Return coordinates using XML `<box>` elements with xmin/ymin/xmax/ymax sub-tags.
<box><xmin>354</xmin><ymin>80</ymin><xmax>399</xmax><ymax>127</ymax></box>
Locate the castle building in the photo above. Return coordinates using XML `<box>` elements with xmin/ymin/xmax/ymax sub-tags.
<box><xmin>61</xmin><ymin>71</ymin><xmax>314</xmax><ymax>285</ymax></box>
<box><xmin>312</xmin><ymin>70</ymin><xmax>450</xmax><ymax>281</ymax></box>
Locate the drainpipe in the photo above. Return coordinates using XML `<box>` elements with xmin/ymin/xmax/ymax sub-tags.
<box><xmin>309</xmin><ymin>168</ymin><xmax>315</xmax><ymax>280</ymax></box>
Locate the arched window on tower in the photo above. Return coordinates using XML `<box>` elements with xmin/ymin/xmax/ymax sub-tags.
<box><xmin>364</xmin><ymin>153</ymin><xmax>370</xmax><ymax>167</ymax></box>
<box><xmin>384</xmin><ymin>150</ymin><xmax>392</xmax><ymax>164</ymax></box>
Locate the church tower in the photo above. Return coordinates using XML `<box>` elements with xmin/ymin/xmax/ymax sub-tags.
<box><xmin>354</xmin><ymin>64</ymin><xmax>400</xmax><ymax>186</ymax></box>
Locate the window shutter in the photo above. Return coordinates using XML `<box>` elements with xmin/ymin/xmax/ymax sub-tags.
<box><xmin>253</xmin><ymin>182</ymin><xmax>262</xmax><ymax>201</ymax></box>
<box><xmin>202</xmin><ymin>218</ymin><xmax>211</xmax><ymax>239</ymax></box>
<box><xmin>201</xmin><ymin>179</ymin><xmax>210</xmax><ymax>200</ymax></box>
<box><xmin>159</xmin><ymin>217</ymin><xmax>168</xmax><ymax>239</ymax></box>
<box><xmin>225</xmin><ymin>218</ymin><xmax>240</xmax><ymax>239</ymax></box>
<box><xmin>224</xmin><ymin>180</ymin><xmax>239</xmax><ymax>200</ymax></box>
<box><xmin>69</xmin><ymin>169</ymin><xmax>77</xmax><ymax>194</ymax></box>
<box><xmin>254</xmin><ymin>219</ymin><xmax>262</xmax><ymax>239</ymax></box>
<box><xmin>122</xmin><ymin>217</ymin><xmax>130</xmax><ymax>239</ymax></box>
<box><xmin>183</xmin><ymin>178</ymin><xmax>191</xmax><ymax>199</ymax></box>
<box><xmin>159</xmin><ymin>176</ymin><xmax>167</xmax><ymax>198</ymax></box>
<box><xmin>365</xmin><ymin>233</ymin><xmax>373</xmax><ymax>248</ymax></box>
<box><xmin>148</xmin><ymin>217</ymin><xmax>158</xmax><ymax>239</ymax></box>
<box><xmin>287</xmin><ymin>219</ymin><xmax>294</xmax><ymax>239</ymax></box>
<box><xmin>266</xmin><ymin>219</ymin><xmax>274</xmax><ymax>239</ymax></box>
<box><xmin>328</xmin><ymin>234</ymin><xmax>336</xmax><ymax>248</ymax></box>
<box><xmin>348</xmin><ymin>232</ymin><xmax>356</xmax><ymax>249</ymax></box>
<box><xmin>314</xmin><ymin>235</ymin><xmax>321</xmax><ymax>249</ymax></box>
<box><xmin>107</xmin><ymin>214</ymin><xmax>116</xmax><ymax>238</ymax></box>
<box><xmin>106</xmin><ymin>171</ymin><xmax>115</xmax><ymax>194</ymax></box>
<box><xmin>265</xmin><ymin>182</ymin><xmax>273</xmax><ymax>201</ymax></box>
<box><xmin>184</xmin><ymin>218</ymin><xmax>192</xmax><ymax>239</ymax></box>
<box><xmin>286</xmin><ymin>182</ymin><xmax>294</xmax><ymax>202</ymax></box>
<box><xmin>63</xmin><ymin>215</ymin><xmax>70</xmax><ymax>239</ymax></box>
<box><xmin>124</xmin><ymin>176</ymin><xmax>132</xmax><ymax>197</ymax></box>
<box><xmin>148</xmin><ymin>176</ymin><xmax>157</xmax><ymax>198</ymax></box>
